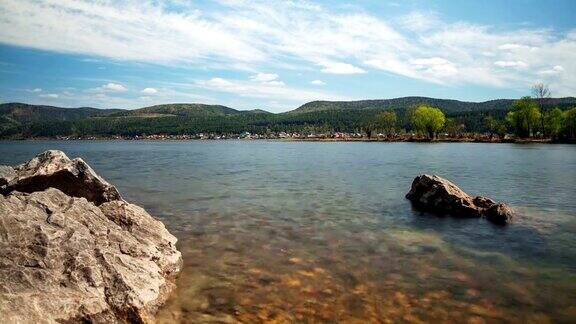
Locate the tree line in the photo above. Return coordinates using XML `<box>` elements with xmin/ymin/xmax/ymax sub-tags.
<box><xmin>364</xmin><ymin>83</ymin><xmax>576</xmax><ymax>141</ymax></box>
<box><xmin>1</xmin><ymin>83</ymin><xmax>575</xmax><ymax>140</ymax></box>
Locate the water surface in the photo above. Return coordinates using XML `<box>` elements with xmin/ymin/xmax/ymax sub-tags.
<box><xmin>1</xmin><ymin>141</ymin><xmax>575</xmax><ymax>323</ymax></box>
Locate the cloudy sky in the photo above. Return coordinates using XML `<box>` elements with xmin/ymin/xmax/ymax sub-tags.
<box><xmin>0</xmin><ymin>0</ymin><xmax>574</xmax><ymax>112</ymax></box>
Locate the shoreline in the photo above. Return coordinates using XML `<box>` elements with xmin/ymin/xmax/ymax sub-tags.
<box><xmin>1</xmin><ymin>137</ymin><xmax>575</xmax><ymax>144</ymax></box>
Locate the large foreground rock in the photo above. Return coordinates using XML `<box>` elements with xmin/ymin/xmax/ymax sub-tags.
<box><xmin>0</xmin><ymin>150</ymin><xmax>121</xmax><ymax>205</ymax></box>
<box><xmin>406</xmin><ymin>174</ymin><xmax>514</xmax><ymax>224</ymax></box>
<box><xmin>0</xmin><ymin>151</ymin><xmax>182</xmax><ymax>323</ymax></box>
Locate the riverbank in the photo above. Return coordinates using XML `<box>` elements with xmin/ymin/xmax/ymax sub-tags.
<box><xmin>2</xmin><ymin>136</ymin><xmax>575</xmax><ymax>144</ymax></box>
<box><xmin>283</xmin><ymin>137</ymin><xmax>576</xmax><ymax>144</ymax></box>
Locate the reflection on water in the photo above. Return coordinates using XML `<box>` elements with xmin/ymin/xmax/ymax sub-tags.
<box><xmin>1</xmin><ymin>141</ymin><xmax>575</xmax><ymax>323</ymax></box>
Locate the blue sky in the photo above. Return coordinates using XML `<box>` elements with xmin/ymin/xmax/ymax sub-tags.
<box><xmin>0</xmin><ymin>0</ymin><xmax>574</xmax><ymax>112</ymax></box>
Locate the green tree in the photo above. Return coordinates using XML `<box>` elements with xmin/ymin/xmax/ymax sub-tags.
<box><xmin>494</xmin><ymin>121</ymin><xmax>508</xmax><ymax>140</ymax></box>
<box><xmin>363</xmin><ymin>121</ymin><xmax>375</xmax><ymax>138</ymax></box>
<box><xmin>544</xmin><ymin>108</ymin><xmax>564</xmax><ymax>139</ymax></box>
<box><xmin>444</xmin><ymin>118</ymin><xmax>465</xmax><ymax>137</ymax></box>
<box><xmin>484</xmin><ymin>116</ymin><xmax>507</xmax><ymax>139</ymax></box>
<box><xmin>506</xmin><ymin>97</ymin><xmax>541</xmax><ymax>138</ymax></box>
<box><xmin>411</xmin><ymin>105</ymin><xmax>446</xmax><ymax>139</ymax></box>
<box><xmin>375</xmin><ymin>110</ymin><xmax>397</xmax><ymax>137</ymax></box>
<box><xmin>564</xmin><ymin>108</ymin><xmax>576</xmax><ymax>139</ymax></box>
<box><xmin>484</xmin><ymin>116</ymin><xmax>497</xmax><ymax>139</ymax></box>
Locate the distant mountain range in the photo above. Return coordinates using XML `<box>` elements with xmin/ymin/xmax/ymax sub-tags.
<box><xmin>1</xmin><ymin>97</ymin><xmax>575</xmax><ymax>138</ymax></box>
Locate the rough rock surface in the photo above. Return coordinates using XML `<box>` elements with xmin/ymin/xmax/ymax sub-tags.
<box><xmin>0</xmin><ymin>165</ymin><xmax>16</xmax><ymax>187</ymax></box>
<box><xmin>406</xmin><ymin>174</ymin><xmax>514</xmax><ymax>224</ymax></box>
<box><xmin>0</xmin><ymin>151</ymin><xmax>182</xmax><ymax>323</ymax></box>
<box><xmin>483</xmin><ymin>203</ymin><xmax>515</xmax><ymax>225</ymax></box>
<box><xmin>1</xmin><ymin>150</ymin><xmax>121</xmax><ymax>205</ymax></box>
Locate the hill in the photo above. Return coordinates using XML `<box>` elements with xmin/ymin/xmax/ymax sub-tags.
<box><xmin>292</xmin><ymin>97</ymin><xmax>576</xmax><ymax>114</ymax></box>
<box><xmin>1</xmin><ymin>96</ymin><xmax>575</xmax><ymax>138</ymax></box>
<box><xmin>0</xmin><ymin>102</ymin><xmax>122</xmax><ymax>123</ymax></box>
<box><xmin>108</xmin><ymin>103</ymin><xmax>242</xmax><ymax>118</ymax></box>
<box><xmin>0</xmin><ymin>102</ymin><xmax>123</xmax><ymax>135</ymax></box>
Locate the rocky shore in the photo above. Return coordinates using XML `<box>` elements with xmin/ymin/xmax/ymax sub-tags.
<box><xmin>0</xmin><ymin>150</ymin><xmax>182</xmax><ymax>323</ymax></box>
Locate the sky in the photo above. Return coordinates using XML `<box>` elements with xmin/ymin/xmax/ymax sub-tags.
<box><xmin>0</xmin><ymin>0</ymin><xmax>575</xmax><ymax>112</ymax></box>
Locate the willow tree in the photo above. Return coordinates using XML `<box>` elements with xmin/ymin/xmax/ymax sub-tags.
<box><xmin>544</xmin><ymin>108</ymin><xmax>564</xmax><ymax>140</ymax></box>
<box><xmin>411</xmin><ymin>105</ymin><xmax>445</xmax><ymax>139</ymax></box>
<box><xmin>506</xmin><ymin>97</ymin><xmax>541</xmax><ymax>138</ymax></box>
<box><xmin>564</xmin><ymin>108</ymin><xmax>576</xmax><ymax>138</ymax></box>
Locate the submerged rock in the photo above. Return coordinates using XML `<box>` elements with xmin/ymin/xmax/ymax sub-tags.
<box><xmin>0</xmin><ymin>150</ymin><xmax>182</xmax><ymax>323</ymax></box>
<box><xmin>406</xmin><ymin>174</ymin><xmax>514</xmax><ymax>224</ymax></box>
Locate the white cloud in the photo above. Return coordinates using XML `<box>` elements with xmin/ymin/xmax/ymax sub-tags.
<box><xmin>310</xmin><ymin>80</ymin><xmax>325</xmax><ymax>85</ymax></box>
<box><xmin>95</xmin><ymin>83</ymin><xmax>127</xmax><ymax>92</ymax></box>
<box><xmin>538</xmin><ymin>65</ymin><xmax>564</xmax><ymax>75</ymax></box>
<box><xmin>86</xmin><ymin>82</ymin><xmax>127</xmax><ymax>96</ymax></box>
<box><xmin>0</xmin><ymin>0</ymin><xmax>574</xmax><ymax>97</ymax></box>
<box><xmin>197</xmin><ymin>76</ymin><xmax>347</xmax><ymax>107</ymax></box>
<box><xmin>251</xmin><ymin>73</ymin><xmax>279</xmax><ymax>82</ymax></box>
<box><xmin>7</xmin><ymin>82</ymin><xmax>213</xmax><ymax>109</ymax></box>
<box><xmin>204</xmin><ymin>77</ymin><xmax>233</xmax><ymax>88</ymax></box>
<box><xmin>250</xmin><ymin>73</ymin><xmax>285</xmax><ymax>86</ymax></box>
<box><xmin>319</xmin><ymin>62</ymin><xmax>365</xmax><ymax>74</ymax></box>
<box><xmin>265</xmin><ymin>80</ymin><xmax>285</xmax><ymax>86</ymax></box>
<box><xmin>141</xmin><ymin>87</ymin><xmax>158</xmax><ymax>94</ymax></box>
<box><xmin>0</xmin><ymin>0</ymin><xmax>264</xmax><ymax>64</ymax></box>
<box><xmin>364</xmin><ymin>58</ymin><xmax>415</xmax><ymax>79</ymax></box>
<box><xmin>494</xmin><ymin>60</ymin><xmax>528</xmax><ymax>68</ymax></box>
<box><xmin>39</xmin><ymin>93</ymin><xmax>58</xmax><ymax>98</ymax></box>
<box><xmin>398</xmin><ymin>11</ymin><xmax>440</xmax><ymax>32</ymax></box>
<box><xmin>498</xmin><ymin>43</ymin><xmax>524</xmax><ymax>50</ymax></box>
<box><xmin>411</xmin><ymin>57</ymin><xmax>458</xmax><ymax>78</ymax></box>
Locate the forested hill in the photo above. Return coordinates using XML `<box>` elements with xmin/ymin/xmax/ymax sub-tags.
<box><xmin>0</xmin><ymin>102</ymin><xmax>122</xmax><ymax>123</ymax></box>
<box><xmin>108</xmin><ymin>103</ymin><xmax>243</xmax><ymax>117</ymax></box>
<box><xmin>1</xmin><ymin>96</ymin><xmax>576</xmax><ymax>138</ymax></box>
<box><xmin>292</xmin><ymin>97</ymin><xmax>576</xmax><ymax>114</ymax></box>
<box><xmin>0</xmin><ymin>103</ymin><xmax>123</xmax><ymax>135</ymax></box>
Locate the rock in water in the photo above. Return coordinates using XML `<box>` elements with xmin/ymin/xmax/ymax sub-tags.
<box><xmin>0</xmin><ymin>150</ymin><xmax>182</xmax><ymax>323</ymax></box>
<box><xmin>484</xmin><ymin>203</ymin><xmax>515</xmax><ymax>225</ymax></box>
<box><xmin>406</xmin><ymin>174</ymin><xmax>514</xmax><ymax>224</ymax></box>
